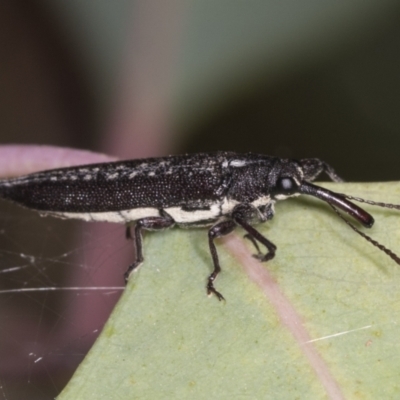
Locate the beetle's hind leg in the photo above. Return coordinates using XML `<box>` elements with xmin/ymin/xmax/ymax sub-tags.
<box><xmin>124</xmin><ymin>211</ymin><xmax>174</xmax><ymax>283</ymax></box>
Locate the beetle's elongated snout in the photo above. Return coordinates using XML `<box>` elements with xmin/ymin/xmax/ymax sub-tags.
<box><xmin>299</xmin><ymin>181</ymin><xmax>374</xmax><ymax>228</ymax></box>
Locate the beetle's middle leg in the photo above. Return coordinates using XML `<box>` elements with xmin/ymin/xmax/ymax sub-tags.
<box><xmin>124</xmin><ymin>210</ymin><xmax>174</xmax><ymax>283</ymax></box>
<box><xmin>207</xmin><ymin>220</ymin><xmax>236</xmax><ymax>301</ymax></box>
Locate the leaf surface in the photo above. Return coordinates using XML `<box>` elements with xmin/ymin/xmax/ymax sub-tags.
<box><xmin>59</xmin><ymin>183</ymin><xmax>400</xmax><ymax>399</ymax></box>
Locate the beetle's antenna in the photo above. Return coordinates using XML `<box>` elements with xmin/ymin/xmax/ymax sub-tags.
<box><xmin>301</xmin><ymin>182</ymin><xmax>400</xmax><ymax>264</ymax></box>
<box><xmin>329</xmin><ymin>205</ymin><xmax>400</xmax><ymax>264</ymax></box>
<box><xmin>341</xmin><ymin>194</ymin><xmax>400</xmax><ymax>211</ymax></box>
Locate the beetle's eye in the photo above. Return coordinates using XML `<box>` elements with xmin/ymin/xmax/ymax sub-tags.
<box><xmin>276</xmin><ymin>177</ymin><xmax>298</xmax><ymax>194</ymax></box>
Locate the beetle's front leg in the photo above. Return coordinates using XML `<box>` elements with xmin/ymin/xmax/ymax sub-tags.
<box><xmin>124</xmin><ymin>211</ymin><xmax>174</xmax><ymax>283</ymax></box>
<box><xmin>232</xmin><ymin>203</ymin><xmax>277</xmax><ymax>262</ymax></box>
<box><xmin>207</xmin><ymin>220</ymin><xmax>236</xmax><ymax>301</ymax></box>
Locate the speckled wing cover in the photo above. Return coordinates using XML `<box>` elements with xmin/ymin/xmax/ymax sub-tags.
<box><xmin>0</xmin><ymin>152</ymin><xmax>278</xmax><ymax>213</ymax></box>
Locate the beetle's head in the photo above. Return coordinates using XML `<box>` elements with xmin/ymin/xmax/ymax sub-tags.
<box><xmin>270</xmin><ymin>159</ymin><xmax>374</xmax><ymax>228</ymax></box>
<box><xmin>269</xmin><ymin>157</ymin><xmax>400</xmax><ymax>266</ymax></box>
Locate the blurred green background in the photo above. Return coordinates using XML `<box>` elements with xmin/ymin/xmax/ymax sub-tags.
<box><xmin>2</xmin><ymin>1</ymin><xmax>400</xmax><ymax>178</ymax></box>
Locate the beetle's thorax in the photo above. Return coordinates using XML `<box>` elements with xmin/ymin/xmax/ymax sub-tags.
<box><xmin>225</xmin><ymin>156</ymin><xmax>303</xmax><ymax>203</ymax></box>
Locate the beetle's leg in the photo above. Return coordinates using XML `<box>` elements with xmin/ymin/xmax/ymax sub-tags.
<box><xmin>232</xmin><ymin>204</ymin><xmax>277</xmax><ymax>262</ymax></box>
<box><xmin>243</xmin><ymin>202</ymin><xmax>275</xmax><ymax>257</ymax></box>
<box><xmin>125</xmin><ymin>225</ymin><xmax>133</xmax><ymax>240</ymax></box>
<box><xmin>207</xmin><ymin>220</ymin><xmax>236</xmax><ymax>301</ymax></box>
<box><xmin>243</xmin><ymin>234</ymin><xmax>262</xmax><ymax>256</ymax></box>
<box><xmin>300</xmin><ymin>158</ymin><xmax>344</xmax><ymax>182</ymax></box>
<box><xmin>124</xmin><ymin>211</ymin><xmax>174</xmax><ymax>283</ymax></box>
<box><xmin>321</xmin><ymin>161</ymin><xmax>343</xmax><ymax>182</ymax></box>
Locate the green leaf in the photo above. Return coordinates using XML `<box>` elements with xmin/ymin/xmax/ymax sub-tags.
<box><xmin>58</xmin><ymin>183</ymin><xmax>400</xmax><ymax>399</ymax></box>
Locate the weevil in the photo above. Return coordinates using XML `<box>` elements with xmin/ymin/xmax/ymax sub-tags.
<box><xmin>0</xmin><ymin>151</ymin><xmax>399</xmax><ymax>300</ymax></box>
